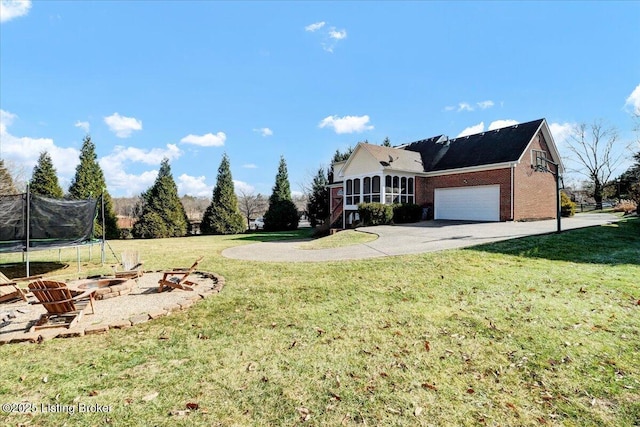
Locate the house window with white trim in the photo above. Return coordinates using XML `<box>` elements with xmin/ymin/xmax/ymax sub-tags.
<box><xmin>372</xmin><ymin>176</ymin><xmax>381</xmax><ymax>202</ymax></box>
<box><xmin>384</xmin><ymin>175</ymin><xmax>415</xmax><ymax>204</ymax></box>
<box><xmin>346</xmin><ymin>179</ymin><xmax>353</xmax><ymax>205</ymax></box>
<box><xmin>353</xmin><ymin>178</ymin><xmax>361</xmax><ymax>204</ymax></box>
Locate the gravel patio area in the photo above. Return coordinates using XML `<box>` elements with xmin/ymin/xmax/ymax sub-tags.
<box><xmin>0</xmin><ymin>271</ymin><xmax>225</xmax><ymax>345</ymax></box>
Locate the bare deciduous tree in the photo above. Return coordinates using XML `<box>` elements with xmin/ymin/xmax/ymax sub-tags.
<box><xmin>237</xmin><ymin>189</ymin><xmax>267</xmax><ymax>229</ymax></box>
<box><xmin>566</xmin><ymin>121</ymin><xmax>626</xmax><ymax>209</ymax></box>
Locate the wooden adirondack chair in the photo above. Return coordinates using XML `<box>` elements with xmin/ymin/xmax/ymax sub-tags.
<box><xmin>157</xmin><ymin>256</ymin><xmax>204</xmax><ymax>293</ymax></box>
<box><xmin>27</xmin><ymin>279</ymin><xmax>96</xmax><ymax>331</ymax></box>
<box><xmin>112</xmin><ymin>250</ymin><xmax>144</xmax><ymax>279</ymax></box>
<box><xmin>0</xmin><ymin>271</ymin><xmax>29</xmax><ymax>304</ymax></box>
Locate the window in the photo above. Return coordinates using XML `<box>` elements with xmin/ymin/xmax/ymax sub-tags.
<box><xmin>372</xmin><ymin>176</ymin><xmax>381</xmax><ymax>202</ymax></box>
<box><xmin>384</xmin><ymin>175</ymin><xmax>415</xmax><ymax>205</ymax></box>
<box><xmin>353</xmin><ymin>179</ymin><xmax>361</xmax><ymax>204</ymax></box>
<box><xmin>363</xmin><ymin>177</ymin><xmax>371</xmax><ymax>203</ymax></box>
<box><xmin>346</xmin><ymin>179</ymin><xmax>353</xmax><ymax>205</ymax></box>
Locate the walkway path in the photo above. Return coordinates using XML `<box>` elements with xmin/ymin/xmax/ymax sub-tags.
<box><xmin>221</xmin><ymin>213</ymin><xmax>620</xmax><ymax>262</ymax></box>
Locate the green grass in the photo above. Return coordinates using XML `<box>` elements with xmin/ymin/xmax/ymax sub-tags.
<box><xmin>299</xmin><ymin>230</ymin><xmax>378</xmax><ymax>250</ymax></box>
<box><xmin>1</xmin><ymin>219</ymin><xmax>639</xmax><ymax>426</ymax></box>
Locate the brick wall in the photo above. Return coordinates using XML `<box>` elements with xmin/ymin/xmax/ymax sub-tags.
<box><xmin>416</xmin><ymin>169</ymin><xmax>512</xmax><ymax>220</ymax></box>
<box><xmin>416</xmin><ymin>129</ymin><xmax>558</xmax><ymax>222</ymax></box>
<box><xmin>513</xmin><ymin>132</ymin><xmax>557</xmax><ymax>220</ymax></box>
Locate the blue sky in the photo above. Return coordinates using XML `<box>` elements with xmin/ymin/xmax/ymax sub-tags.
<box><xmin>1</xmin><ymin>1</ymin><xmax>639</xmax><ymax>198</ymax></box>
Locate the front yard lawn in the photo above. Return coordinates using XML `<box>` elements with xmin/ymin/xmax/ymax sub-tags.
<box><xmin>0</xmin><ymin>218</ymin><xmax>638</xmax><ymax>426</ymax></box>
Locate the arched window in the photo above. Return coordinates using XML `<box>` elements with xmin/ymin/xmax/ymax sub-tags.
<box><xmin>372</xmin><ymin>176</ymin><xmax>381</xmax><ymax>202</ymax></box>
<box><xmin>346</xmin><ymin>179</ymin><xmax>353</xmax><ymax>205</ymax></box>
<box><xmin>363</xmin><ymin>177</ymin><xmax>372</xmax><ymax>203</ymax></box>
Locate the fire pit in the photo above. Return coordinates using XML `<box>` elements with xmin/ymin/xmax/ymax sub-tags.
<box><xmin>73</xmin><ymin>277</ymin><xmax>136</xmax><ymax>300</ymax></box>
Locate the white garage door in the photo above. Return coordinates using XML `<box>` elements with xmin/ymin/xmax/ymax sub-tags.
<box><xmin>434</xmin><ymin>185</ymin><xmax>500</xmax><ymax>221</ymax></box>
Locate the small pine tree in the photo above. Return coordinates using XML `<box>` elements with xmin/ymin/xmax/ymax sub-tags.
<box><xmin>201</xmin><ymin>153</ymin><xmax>245</xmax><ymax>235</ymax></box>
<box><xmin>307</xmin><ymin>167</ymin><xmax>329</xmax><ymax>228</ymax></box>
<box><xmin>0</xmin><ymin>160</ymin><xmax>17</xmax><ymax>195</ymax></box>
<box><xmin>381</xmin><ymin>137</ymin><xmax>391</xmax><ymax>147</ymax></box>
<box><xmin>132</xmin><ymin>158</ymin><xmax>188</xmax><ymax>238</ymax></box>
<box><xmin>264</xmin><ymin>156</ymin><xmax>299</xmax><ymax>231</ymax></box>
<box><xmin>68</xmin><ymin>135</ymin><xmax>119</xmax><ymax>239</ymax></box>
<box><xmin>30</xmin><ymin>151</ymin><xmax>64</xmax><ymax>198</ymax></box>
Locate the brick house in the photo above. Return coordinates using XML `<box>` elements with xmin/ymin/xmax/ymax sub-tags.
<box><xmin>328</xmin><ymin>118</ymin><xmax>563</xmax><ymax>228</ymax></box>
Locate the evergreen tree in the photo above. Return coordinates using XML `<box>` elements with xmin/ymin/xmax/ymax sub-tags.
<box><xmin>132</xmin><ymin>158</ymin><xmax>189</xmax><ymax>238</ymax></box>
<box><xmin>306</xmin><ymin>167</ymin><xmax>329</xmax><ymax>227</ymax></box>
<box><xmin>0</xmin><ymin>160</ymin><xmax>17</xmax><ymax>195</ymax></box>
<box><xmin>201</xmin><ymin>153</ymin><xmax>245</xmax><ymax>235</ymax></box>
<box><xmin>68</xmin><ymin>135</ymin><xmax>119</xmax><ymax>239</ymax></box>
<box><xmin>264</xmin><ymin>156</ymin><xmax>299</xmax><ymax>231</ymax></box>
<box><xmin>30</xmin><ymin>151</ymin><xmax>64</xmax><ymax>198</ymax></box>
<box><xmin>381</xmin><ymin>137</ymin><xmax>391</xmax><ymax>147</ymax></box>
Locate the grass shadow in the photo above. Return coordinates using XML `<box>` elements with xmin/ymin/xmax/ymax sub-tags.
<box><xmin>234</xmin><ymin>228</ymin><xmax>315</xmax><ymax>243</ymax></box>
<box><xmin>468</xmin><ymin>216</ymin><xmax>639</xmax><ymax>265</ymax></box>
<box><xmin>0</xmin><ymin>261</ymin><xmax>69</xmax><ymax>279</ymax></box>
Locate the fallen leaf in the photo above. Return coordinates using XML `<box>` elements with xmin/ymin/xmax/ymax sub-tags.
<box><xmin>316</xmin><ymin>327</ymin><xmax>326</xmax><ymax>336</ymax></box>
<box><xmin>289</xmin><ymin>341</ymin><xmax>297</xmax><ymax>349</ymax></box>
<box><xmin>88</xmin><ymin>390</ymin><xmax>99</xmax><ymax>397</ymax></box>
<box><xmin>414</xmin><ymin>406</ymin><xmax>423</xmax><ymax>416</ymax></box>
<box><xmin>142</xmin><ymin>392</ymin><xmax>159</xmax><ymax>402</ymax></box>
<box><xmin>297</xmin><ymin>407</ymin><xmax>311</xmax><ymax>421</ymax></box>
<box><xmin>246</xmin><ymin>362</ymin><xmax>257</xmax><ymax>372</ymax></box>
<box><xmin>421</xmin><ymin>382</ymin><xmax>438</xmax><ymax>391</ymax></box>
<box><xmin>42</xmin><ymin>376</ymin><xmax>48</xmax><ymax>383</ymax></box>
<box><xmin>424</xmin><ymin>341</ymin><xmax>431</xmax><ymax>352</ymax></box>
<box><xmin>578</xmin><ymin>287</ymin><xmax>587</xmax><ymax>293</ymax></box>
<box><xmin>467</xmin><ymin>388</ymin><xmax>475</xmax><ymax>394</ymax></box>
<box><xmin>186</xmin><ymin>402</ymin><xmax>199</xmax><ymax>410</ymax></box>
<box><xmin>169</xmin><ymin>410</ymin><xmax>190</xmax><ymax>416</ymax></box>
<box><xmin>330</xmin><ymin>391</ymin><xmax>341</xmax><ymax>401</ymax></box>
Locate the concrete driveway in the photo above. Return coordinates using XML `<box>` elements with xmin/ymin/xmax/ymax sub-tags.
<box><xmin>221</xmin><ymin>213</ymin><xmax>620</xmax><ymax>262</ymax></box>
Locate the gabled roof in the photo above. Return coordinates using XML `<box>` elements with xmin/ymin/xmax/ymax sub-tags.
<box><xmin>403</xmin><ymin>118</ymin><xmax>546</xmax><ymax>172</ymax></box>
<box><xmin>359</xmin><ymin>143</ymin><xmax>424</xmax><ymax>173</ymax></box>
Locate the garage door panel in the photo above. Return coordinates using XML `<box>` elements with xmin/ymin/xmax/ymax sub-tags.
<box><xmin>434</xmin><ymin>185</ymin><xmax>500</xmax><ymax>221</ymax></box>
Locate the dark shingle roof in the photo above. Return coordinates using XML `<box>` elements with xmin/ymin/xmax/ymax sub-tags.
<box><xmin>402</xmin><ymin>119</ymin><xmax>544</xmax><ymax>172</ymax></box>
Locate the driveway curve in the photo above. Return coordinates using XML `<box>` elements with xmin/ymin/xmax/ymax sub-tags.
<box><xmin>221</xmin><ymin>213</ymin><xmax>620</xmax><ymax>262</ymax></box>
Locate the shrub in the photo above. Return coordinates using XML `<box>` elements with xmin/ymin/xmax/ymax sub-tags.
<box><xmin>613</xmin><ymin>199</ymin><xmax>637</xmax><ymax>213</ymax></box>
<box><xmin>357</xmin><ymin>203</ymin><xmax>393</xmax><ymax>226</ymax></box>
<box><xmin>392</xmin><ymin>203</ymin><xmax>422</xmax><ymax>224</ymax></box>
<box><xmin>560</xmin><ymin>192</ymin><xmax>576</xmax><ymax>217</ymax></box>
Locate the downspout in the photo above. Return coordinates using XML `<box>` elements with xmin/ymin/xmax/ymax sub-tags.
<box><xmin>510</xmin><ymin>164</ymin><xmax>515</xmax><ymax>221</ymax></box>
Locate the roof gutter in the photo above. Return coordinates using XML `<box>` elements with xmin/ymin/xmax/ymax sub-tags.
<box><xmin>421</xmin><ymin>161</ymin><xmax>517</xmax><ymax>177</ymax></box>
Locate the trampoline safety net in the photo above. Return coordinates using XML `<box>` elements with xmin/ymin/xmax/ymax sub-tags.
<box><xmin>0</xmin><ymin>193</ymin><xmax>99</xmax><ymax>253</ymax></box>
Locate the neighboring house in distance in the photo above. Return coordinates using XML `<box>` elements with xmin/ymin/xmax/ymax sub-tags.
<box><xmin>328</xmin><ymin>118</ymin><xmax>563</xmax><ymax>228</ymax></box>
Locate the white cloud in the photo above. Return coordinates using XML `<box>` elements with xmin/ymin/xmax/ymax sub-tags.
<box><xmin>234</xmin><ymin>180</ymin><xmax>255</xmax><ymax>195</ymax></box>
<box><xmin>0</xmin><ymin>109</ymin><xmax>79</xmax><ymax>177</ymax></box>
<box><xmin>243</xmin><ymin>163</ymin><xmax>258</xmax><ymax>169</ymax></box>
<box><xmin>74</xmin><ymin>120</ymin><xmax>90</xmax><ymax>133</ymax></box>
<box><xmin>305</xmin><ymin>21</ymin><xmax>325</xmax><ymax>32</ymax></box>
<box><xmin>177</xmin><ymin>174</ymin><xmax>212</xmax><ymax>197</ymax></box>
<box><xmin>253</xmin><ymin>127</ymin><xmax>273</xmax><ymax>137</ymax></box>
<box><xmin>1</xmin><ymin>0</ymin><xmax>31</xmax><ymax>23</ymax></box>
<box><xmin>457</xmin><ymin>122</ymin><xmax>484</xmax><ymax>138</ymax></box>
<box><xmin>443</xmin><ymin>106</ymin><xmax>456</xmax><ymax>112</ymax></box>
<box><xmin>100</xmin><ymin>144</ymin><xmax>181</xmax><ymax>166</ymax></box>
<box><xmin>624</xmin><ymin>84</ymin><xmax>640</xmax><ymax>115</ymax></box>
<box><xmin>104</xmin><ymin>112</ymin><xmax>142</xmax><ymax>138</ymax></box>
<box><xmin>99</xmin><ymin>144</ymin><xmax>182</xmax><ymax>196</ymax></box>
<box><xmin>477</xmin><ymin>100</ymin><xmax>495</xmax><ymax>110</ymax></box>
<box><xmin>180</xmin><ymin>132</ymin><xmax>226</xmax><ymax>147</ymax></box>
<box><xmin>458</xmin><ymin>103</ymin><xmax>474</xmax><ymax>112</ymax></box>
<box><xmin>306</xmin><ymin>20</ymin><xmax>347</xmax><ymax>53</ymax></box>
<box><xmin>328</xmin><ymin>28</ymin><xmax>347</xmax><ymax>40</ymax></box>
<box><xmin>549</xmin><ymin>122</ymin><xmax>575</xmax><ymax>144</ymax></box>
<box><xmin>319</xmin><ymin>115</ymin><xmax>374</xmax><ymax>134</ymax></box>
<box><xmin>488</xmin><ymin>119</ymin><xmax>519</xmax><ymax>130</ymax></box>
